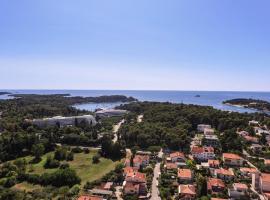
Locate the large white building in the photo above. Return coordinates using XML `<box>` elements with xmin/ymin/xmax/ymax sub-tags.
<box><xmin>32</xmin><ymin>115</ymin><xmax>96</xmax><ymax>128</ymax></box>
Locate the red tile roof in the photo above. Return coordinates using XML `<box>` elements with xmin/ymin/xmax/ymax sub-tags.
<box><xmin>165</xmin><ymin>162</ymin><xmax>177</xmax><ymax>170</ymax></box>
<box><xmin>133</xmin><ymin>155</ymin><xmax>149</xmax><ymax>165</ymax></box>
<box><xmin>208</xmin><ymin>160</ymin><xmax>220</xmax><ymax>166</ymax></box>
<box><xmin>191</xmin><ymin>146</ymin><xmax>214</xmax><ymax>154</ymax></box>
<box><xmin>126</xmin><ymin>171</ymin><xmax>146</xmax><ymax>183</ymax></box>
<box><xmin>211</xmin><ymin>198</ymin><xmax>228</xmax><ymax>200</ymax></box>
<box><xmin>178</xmin><ymin>169</ymin><xmax>192</xmax><ymax>179</ymax></box>
<box><xmin>124</xmin><ymin>167</ymin><xmax>137</xmax><ymax>175</ymax></box>
<box><xmin>223</xmin><ymin>153</ymin><xmax>243</xmax><ymax>160</ymax></box>
<box><xmin>179</xmin><ymin>184</ymin><xmax>196</xmax><ymax>195</ymax></box>
<box><xmin>233</xmin><ymin>183</ymin><xmax>248</xmax><ymax>190</ymax></box>
<box><xmin>240</xmin><ymin>167</ymin><xmax>258</xmax><ymax>174</ymax></box>
<box><xmin>261</xmin><ymin>173</ymin><xmax>270</xmax><ymax>183</ymax></box>
<box><xmin>215</xmin><ymin>168</ymin><xmax>234</xmax><ymax>176</ymax></box>
<box><xmin>77</xmin><ymin>195</ymin><xmax>102</xmax><ymax>200</ymax></box>
<box><xmin>207</xmin><ymin>178</ymin><xmax>225</xmax><ymax>190</ymax></box>
<box><xmin>170</xmin><ymin>152</ymin><xmax>185</xmax><ymax>159</ymax></box>
<box><xmin>265</xmin><ymin>159</ymin><xmax>270</xmax><ymax>166</ymax></box>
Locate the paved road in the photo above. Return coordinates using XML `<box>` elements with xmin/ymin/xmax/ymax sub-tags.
<box><xmin>150</xmin><ymin>162</ymin><xmax>161</xmax><ymax>200</ymax></box>
<box><xmin>112</xmin><ymin>119</ymin><xmax>125</xmax><ymax>143</ymax></box>
<box><xmin>115</xmin><ymin>186</ymin><xmax>123</xmax><ymax>200</ymax></box>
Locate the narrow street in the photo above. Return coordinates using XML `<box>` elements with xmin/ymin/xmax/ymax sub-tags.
<box><xmin>150</xmin><ymin>162</ymin><xmax>161</xmax><ymax>200</ymax></box>
<box><xmin>112</xmin><ymin>119</ymin><xmax>125</xmax><ymax>143</ymax></box>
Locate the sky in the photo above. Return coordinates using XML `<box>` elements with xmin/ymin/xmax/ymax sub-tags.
<box><xmin>0</xmin><ymin>0</ymin><xmax>270</xmax><ymax>91</ymax></box>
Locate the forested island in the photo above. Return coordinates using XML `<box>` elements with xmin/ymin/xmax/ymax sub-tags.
<box><xmin>0</xmin><ymin>92</ymin><xmax>11</xmax><ymax>95</ymax></box>
<box><xmin>223</xmin><ymin>98</ymin><xmax>270</xmax><ymax>112</ymax></box>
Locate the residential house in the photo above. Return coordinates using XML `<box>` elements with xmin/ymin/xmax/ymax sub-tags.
<box><xmin>197</xmin><ymin>124</ymin><xmax>211</xmax><ymax>132</ymax></box>
<box><xmin>123</xmin><ymin>171</ymin><xmax>147</xmax><ymax>196</ymax></box>
<box><xmin>133</xmin><ymin>155</ymin><xmax>149</xmax><ymax>169</ymax></box>
<box><xmin>249</xmin><ymin>120</ymin><xmax>259</xmax><ymax>126</ymax></box>
<box><xmin>202</xmin><ymin>135</ymin><xmax>220</xmax><ymax>148</ymax></box>
<box><xmin>191</xmin><ymin>146</ymin><xmax>215</xmax><ymax>162</ymax></box>
<box><xmin>238</xmin><ymin>131</ymin><xmax>249</xmax><ymax>137</ymax></box>
<box><xmin>222</xmin><ymin>153</ymin><xmax>244</xmax><ymax>166</ymax></box>
<box><xmin>239</xmin><ymin>167</ymin><xmax>258</xmax><ymax>178</ymax></box>
<box><xmin>254</xmin><ymin>127</ymin><xmax>270</xmax><ymax>136</ymax></box>
<box><xmin>249</xmin><ymin>144</ymin><xmax>262</xmax><ymax>153</ymax></box>
<box><xmin>214</xmin><ymin>168</ymin><xmax>235</xmax><ymax>181</ymax></box>
<box><xmin>207</xmin><ymin>178</ymin><xmax>225</xmax><ymax>194</ymax></box>
<box><xmin>211</xmin><ymin>198</ymin><xmax>228</xmax><ymax>200</ymax></box>
<box><xmin>123</xmin><ymin>167</ymin><xmax>138</xmax><ymax>176</ymax></box>
<box><xmin>259</xmin><ymin>173</ymin><xmax>270</xmax><ymax>194</ymax></box>
<box><xmin>208</xmin><ymin>160</ymin><xmax>220</xmax><ymax>169</ymax></box>
<box><xmin>204</xmin><ymin>128</ymin><xmax>215</xmax><ymax>136</ymax></box>
<box><xmin>178</xmin><ymin>184</ymin><xmax>196</xmax><ymax>200</ymax></box>
<box><xmin>243</xmin><ymin>135</ymin><xmax>259</xmax><ymax>144</ymax></box>
<box><xmin>77</xmin><ymin>195</ymin><xmax>102</xmax><ymax>200</ymax></box>
<box><xmin>169</xmin><ymin>152</ymin><xmax>186</xmax><ymax>163</ymax></box>
<box><xmin>89</xmin><ymin>189</ymin><xmax>113</xmax><ymax>199</ymax></box>
<box><xmin>228</xmin><ymin>183</ymin><xmax>248</xmax><ymax>199</ymax></box>
<box><xmin>265</xmin><ymin>159</ymin><xmax>270</xmax><ymax>167</ymax></box>
<box><xmin>178</xmin><ymin>169</ymin><xmax>193</xmax><ymax>183</ymax></box>
<box><xmin>164</xmin><ymin>162</ymin><xmax>178</xmax><ymax>172</ymax></box>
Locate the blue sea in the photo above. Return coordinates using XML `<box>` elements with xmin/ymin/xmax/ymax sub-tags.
<box><xmin>1</xmin><ymin>90</ymin><xmax>270</xmax><ymax>113</ymax></box>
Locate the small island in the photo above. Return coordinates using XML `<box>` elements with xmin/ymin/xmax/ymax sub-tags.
<box><xmin>0</xmin><ymin>92</ymin><xmax>11</xmax><ymax>96</ymax></box>
<box><xmin>223</xmin><ymin>98</ymin><xmax>270</xmax><ymax>112</ymax></box>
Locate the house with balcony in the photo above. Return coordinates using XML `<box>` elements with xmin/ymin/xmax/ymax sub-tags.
<box><xmin>222</xmin><ymin>153</ymin><xmax>244</xmax><ymax>166</ymax></box>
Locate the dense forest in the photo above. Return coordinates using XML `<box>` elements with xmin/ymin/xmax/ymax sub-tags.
<box><xmin>0</xmin><ymin>94</ymin><xmax>131</xmax><ymax>161</ymax></box>
<box><xmin>224</xmin><ymin>98</ymin><xmax>270</xmax><ymax>112</ymax></box>
<box><xmin>118</xmin><ymin>102</ymin><xmax>270</xmax><ymax>153</ymax></box>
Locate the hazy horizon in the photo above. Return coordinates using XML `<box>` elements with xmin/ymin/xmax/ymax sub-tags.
<box><xmin>1</xmin><ymin>0</ymin><xmax>270</xmax><ymax>91</ymax></box>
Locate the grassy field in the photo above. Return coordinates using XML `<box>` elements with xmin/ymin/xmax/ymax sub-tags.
<box><xmin>12</xmin><ymin>148</ymin><xmax>121</xmax><ymax>190</ymax></box>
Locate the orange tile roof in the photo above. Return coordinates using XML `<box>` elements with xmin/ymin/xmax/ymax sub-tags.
<box><xmin>240</xmin><ymin>167</ymin><xmax>258</xmax><ymax>173</ymax></box>
<box><xmin>265</xmin><ymin>159</ymin><xmax>270</xmax><ymax>165</ymax></box>
<box><xmin>208</xmin><ymin>160</ymin><xmax>220</xmax><ymax>166</ymax></box>
<box><xmin>261</xmin><ymin>173</ymin><xmax>270</xmax><ymax>183</ymax></box>
<box><xmin>165</xmin><ymin>162</ymin><xmax>177</xmax><ymax>170</ymax></box>
<box><xmin>126</xmin><ymin>171</ymin><xmax>146</xmax><ymax>183</ymax></box>
<box><xmin>191</xmin><ymin>146</ymin><xmax>214</xmax><ymax>154</ymax></box>
<box><xmin>124</xmin><ymin>167</ymin><xmax>137</xmax><ymax>175</ymax></box>
<box><xmin>124</xmin><ymin>181</ymin><xmax>140</xmax><ymax>191</ymax></box>
<box><xmin>133</xmin><ymin>155</ymin><xmax>149</xmax><ymax>164</ymax></box>
<box><xmin>215</xmin><ymin>168</ymin><xmax>234</xmax><ymax>176</ymax></box>
<box><xmin>178</xmin><ymin>169</ymin><xmax>192</xmax><ymax>179</ymax></box>
<box><xmin>207</xmin><ymin>178</ymin><xmax>225</xmax><ymax>190</ymax></box>
<box><xmin>211</xmin><ymin>198</ymin><xmax>228</xmax><ymax>200</ymax></box>
<box><xmin>223</xmin><ymin>153</ymin><xmax>243</xmax><ymax>160</ymax></box>
<box><xmin>233</xmin><ymin>183</ymin><xmax>248</xmax><ymax>190</ymax></box>
<box><xmin>179</xmin><ymin>184</ymin><xmax>196</xmax><ymax>195</ymax></box>
<box><xmin>170</xmin><ymin>152</ymin><xmax>185</xmax><ymax>159</ymax></box>
<box><xmin>77</xmin><ymin>195</ymin><xmax>102</xmax><ymax>200</ymax></box>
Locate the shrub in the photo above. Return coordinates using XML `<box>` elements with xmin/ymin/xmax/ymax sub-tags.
<box><xmin>71</xmin><ymin>147</ymin><xmax>83</xmax><ymax>153</ymax></box>
<box><xmin>44</xmin><ymin>156</ymin><xmax>60</xmax><ymax>169</ymax></box>
<box><xmin>83</xmin><ymin>148</ymin><xmax>90</xmax><ymax>154</ymax></box>
<box><xmin>92</xmin><ymin>154</ymin><xmax>100</xmax><ymax>164</ymax></box>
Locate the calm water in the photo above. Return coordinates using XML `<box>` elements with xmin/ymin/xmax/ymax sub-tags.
<box><xmin>1</xmin><ymin>90</ymin><xmax>270</xmax><ymax>113</ymax></box>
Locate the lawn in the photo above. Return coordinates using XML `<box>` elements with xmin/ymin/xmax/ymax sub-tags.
<box><xmin>12</xmin><ymin>182</ymin><xmax>43</xmax><ymax>192</ymax></box>
<box><xmin>12</xmin><ymin>148</ymin><xmax>121</xmax><ymax>189</ymax></box>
